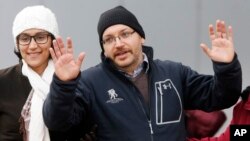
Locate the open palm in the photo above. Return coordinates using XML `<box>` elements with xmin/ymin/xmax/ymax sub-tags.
<box><xmin>50</xmin><ymin>36</ymin><xmax>85</xmax><ymax>81</ymax></box>
<box><xmin>201</xmin><ymin>20</ymin><xmax>235</xmax><ymax>63</ymax></box>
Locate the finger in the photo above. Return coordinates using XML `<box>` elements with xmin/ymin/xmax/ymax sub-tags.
<box><xmin>49</xmin><ymin>47</ymin><xmax>57</xmax><ymax>64</ymax></box>
<box><xmin>228</xmin><ymin>25</ymin><xmax>233</xmax><ymax>42</ymax></box>
<box><xmin>216</xmin><ymin>19</ymin><xmax>222</xmax><ymax>38</ymax></box>
<box><xmin>53</xmin><ymin>39</ymin><xmax>62</xmax><ymax>57</ymax></box>
<box><xmin>209</xmin><ymin>24</ymin><xmax>216</xmax><ymax>40</ymax></box>
<box><xmin>200</xmin><ymin>43</ymin><xmax>211</xmax><ymax>58</ymax></box>
<box><xmin>56</xmin><ymin>36</ymin><xmax>67</xmax><ymax>55</ymax></box>
<box><xmin>220</xmin><ymin>20</ymin><xmax>227</xmax><ymax>38</ymax></box>
<box><xmin>67</xmin><ymin>37</ymin><xmax>74</xmax><ymax>54</ymax></box>
<box><xmin>76</xmin><ymin>52</ymin><xmax>86</xmax><ymax>68</ymax></box>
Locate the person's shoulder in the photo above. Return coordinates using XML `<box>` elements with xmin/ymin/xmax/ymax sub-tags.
<box><xmin>81</xmin><ymin>63</ymin><xmax>104</xmax><ymax>79</ymax></box>
<box><xmin>83</xmin><ymin>63</ymin><xmax>102</xmax><ymax>73</ymax></box>
<box><xmin>0</xmin><ymin>63</ymin><xmax>21</xmax><ymax>77</ymax></box>
<box><xmin>153</xmin><ymin>59</ymin><xmax>183</xmax><ymax>67</ymax></box>
<box><xmin>233</xmin><ymin>99</ymin><xmax>246</xmax><ymax>111</ymax></box>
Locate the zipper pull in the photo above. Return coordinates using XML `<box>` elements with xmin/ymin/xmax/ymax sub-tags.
<box><xmin>148</xmin><ymin>120</ymin><xmax>154</xmax><ymax>134</ymax></box>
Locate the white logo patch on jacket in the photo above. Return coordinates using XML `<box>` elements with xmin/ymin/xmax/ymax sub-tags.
<box><xmin>155</xmin><ymin>79</ymin><xmax>183</xmax><ymax>125</ymax></box>
<box><xmin>106</xmin><ymin>89</ymin><xmax>124</xmax><ymax>104</ymax></box>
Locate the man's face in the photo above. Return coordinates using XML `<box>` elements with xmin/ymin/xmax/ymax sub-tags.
<box><xmin>102</xmin><ymin>24</ymin><xmax>145</xmax><ymax>73</ymax></box>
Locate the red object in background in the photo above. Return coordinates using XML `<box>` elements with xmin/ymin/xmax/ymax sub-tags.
<box><xmin>186</xmin><ymin>110</ymin><xmax>226</xmax><ymax>138</ymax></box>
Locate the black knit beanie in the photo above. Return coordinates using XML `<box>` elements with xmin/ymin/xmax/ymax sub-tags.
<box><xmin>97</xmin><ymin>6</ymin><xmax>145</xmax><ymax>50</ymax></box>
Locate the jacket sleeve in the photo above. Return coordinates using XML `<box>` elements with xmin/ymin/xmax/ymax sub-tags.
<box><xmin>184</xmin><ymin>53</ymin><xmax>242</xmax><ymax>111</ymax></box>
<box><xmin>43</xmin><ymin>73</ymin><xmax>89</xmax><ymax>132</ymax></box>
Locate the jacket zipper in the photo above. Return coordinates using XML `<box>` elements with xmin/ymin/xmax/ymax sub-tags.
<box><xmin>148</xmin><ymin>120</ymin><xmax>154</xmax><ymax>134</ymax></box>
<box><xmin>133</xmin><ymin>71</ymin><xmax>154</xmax><ymax>141</ymax></box>
<box><xmin>121</xmin><ymin>68</ymin><xmax>154</xmax><ymax>140</ymax></box>
<box><xmin>137</xmin><ymin>97</ymin><xmax>154</xmax><ymax>141</ymax></box>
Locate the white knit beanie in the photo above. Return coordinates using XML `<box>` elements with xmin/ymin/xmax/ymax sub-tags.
<box><xmin>12</xmin><ymin>5</ymin><xmax>59</xmax><ymax>52</ymax></box>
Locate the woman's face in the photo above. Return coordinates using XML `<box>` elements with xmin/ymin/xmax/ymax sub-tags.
<box><xmin>17</xmin><ymin>29</ymin><xmax>52</xmax><ymax>74</ymax></box>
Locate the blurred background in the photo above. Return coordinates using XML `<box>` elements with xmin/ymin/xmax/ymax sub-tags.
<box><xmin>1</xmin><ymin>0</ymin><xmax>249</xmax><ymax>136</ymax></box>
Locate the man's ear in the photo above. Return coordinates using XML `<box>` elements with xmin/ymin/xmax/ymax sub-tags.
<box><xmin>141</xmin><ymin>38</ymin><xmax>145</xmax><ymax>44</ymax></box>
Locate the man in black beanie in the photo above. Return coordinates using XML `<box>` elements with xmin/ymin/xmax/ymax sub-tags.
<box><xmin>97</xmin><ymin>6</ymin><xmax>145</xmax><ymax>51</ymax></box>
<box><xmin>43</xmin><ymin>5</ymin><xmax>242</xmax><ymax>141</ymax></box>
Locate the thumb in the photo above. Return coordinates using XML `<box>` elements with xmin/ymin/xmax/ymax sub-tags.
<box><xmin>76</xmin><ymin>52</ymin><xmax>85</xmax><ymax>68</ymax></box>
<box><xmin>200</xmin><ymin>43</ymin><xmax>211</xmax><ymax>58</ymax></box>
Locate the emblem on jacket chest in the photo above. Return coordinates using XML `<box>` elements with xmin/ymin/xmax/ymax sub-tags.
<box><xmin>106</xmin><ymin>89</ymin><xmax>124</xmax><ymax>104</ymax></box>
<box><xmin>155</xmin><ymin>79</ymin><xmax>183</xmax><ymax>125</ymax></box>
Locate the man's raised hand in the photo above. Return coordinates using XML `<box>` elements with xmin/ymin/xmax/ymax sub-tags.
<box><xmin>49</xmin><ymin>36</ymin><xmax>85</xmax><ymax>81</ymax></box>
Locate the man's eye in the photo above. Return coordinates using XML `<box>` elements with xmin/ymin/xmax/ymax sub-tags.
<box><xmin>121</xmin><ymin>32</ymin><xmax>130</xmax><ymax>38</ymax></box>
<box><xmin>104</xmin><ymin>38</ymin><xmax>113</xmax><ymax>44</ymax></box>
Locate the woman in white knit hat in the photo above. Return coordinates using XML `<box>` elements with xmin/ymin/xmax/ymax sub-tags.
<box><xmin>0</xmin><ymin>5</ymin><xmax>88</xmax><ymax>141</ymax></box>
